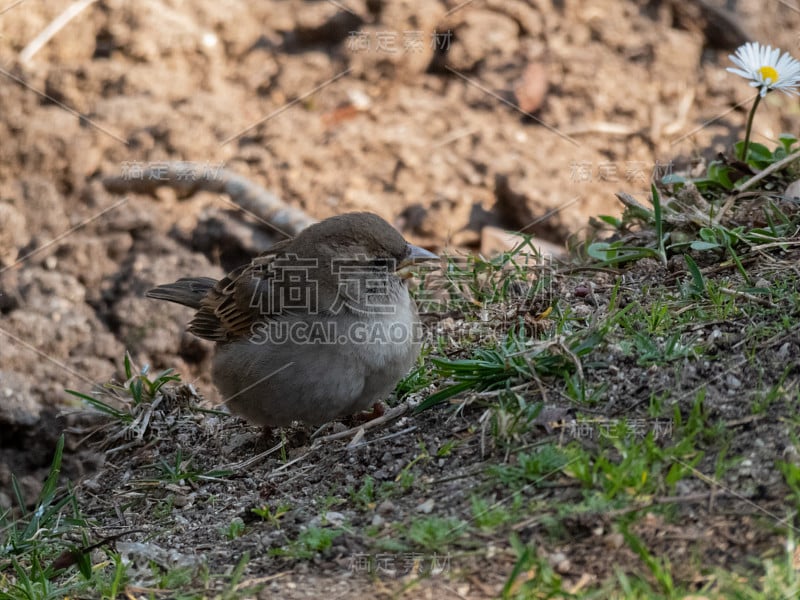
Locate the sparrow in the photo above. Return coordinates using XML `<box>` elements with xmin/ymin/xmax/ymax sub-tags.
<box><xmin>146</xmin><ymin>212</ymin><xmax>438</xmax><ymax>427</ymax></box>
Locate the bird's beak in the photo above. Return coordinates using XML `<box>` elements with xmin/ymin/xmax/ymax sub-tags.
<box><xmin>402</xmin><ymin>243</ymin><xmax>438</xmax><ymax>265</ymax></box>
<box><xmin>398</xmin><ymin>244</ymin><xmax>438</xmax><ymax>276</ymax></box>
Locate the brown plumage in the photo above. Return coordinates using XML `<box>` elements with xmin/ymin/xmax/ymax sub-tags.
<box><xmin>146</xmin><ymin>212</ymin><xmax>437</xmax><ymax>427</ymax></box>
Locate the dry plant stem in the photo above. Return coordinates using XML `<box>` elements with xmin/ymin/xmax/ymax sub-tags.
<box><xmin>348</xmin><ymin>425</ymin><xmax>418</xmax><ymax>449</ymax></box>
<box><xmin>103</xmin><ymin>161</ymin><xmax>317</xmax><ymax>236</ymax></box>
<box><xmin>750</xmin><ymin>238</ymin><xmax>800</xmax><ymax>251</ymax></box>
<box><xmin>311</xmin><ymin>401</ymin><xmax>410</xmax><ymax>444</ymax></box>
<box><xmin>562</xmin><ymin>121</ymin><xmax>638</xmax><ymax>136</ymax></box>
<box><xmin>222</xmin><ymin>439</ymin><xmax>286</xmax><ymax>472</ymax></box>
<box><xmin>510</xmin><ymin>491</ymin><xmax>739</xmax><ymax>531</ymax></box>
<box><xmin>718</xmin><ymin>286</ymin><xmax>776</xmax><ymax>308</ymax></box>
<box><xmin>661</xmin><ymin>89</ymin><xmax>695</xmax><ymax>137</ymax></box>
<box><xmin>605</xmin><ymin>491</ymin><xmax>738</xmax><ymax>518</ymax></box>
<box><xmin>615</xmin><ymin>191</ymin><xmax>650</xmax><ymax>212</ymax></box>
<box><xmin>233</xmin><ymin>572</ymin><xmax>291</xmax><ymax>592</ymax></box>
<box><xmin>472</xmin><ymin>383</ymin><xmax>531</xmax><ymax>398</ymax></box>
<box><xmin>751</xmin><ymin>321</ymin><xmax>800</xmax><ymax>352</ymax></box>
<box><xmin>236</xmin><ymin>404</ymin><xmax>413</xmax><ymax>479</ymax></box>
<box><xmin>735</xmin><ymin>149</ymin><xmax>800</xmax><ymax>192</ymax></box>
<box><xmin>712</xmin><ymin>193</ymin><xmax>738</xmax><ymax>225</ymax></box>
<box><xmin>19</xmin><ymin>0</ymin><xmax>97</xmax><ymax>64</ymax></box>
<box><xmin>268</xmin><ymin>453</ymin><xmax>315</xmax><ymax>477</ymax></box>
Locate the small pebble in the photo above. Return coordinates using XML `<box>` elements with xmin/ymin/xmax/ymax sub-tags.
<box><xmin>310</xmin><ymin>511</ymin><xmax>346</xmax><ymax>527</ymax></box>
<box><xmin>754</xmin><ymin>278</ymin><xmax>769</xmax><ymax>289</ymax></box>
<box><xmin>548</xmin><ymin>551</ymin><xmax>566</xmax><ymax>566</ymax></box>
<box><xmin>202</xmin><ymin>32</ymin><xmax>218</xmax><ymax>48</ymax></box>
<box><xmin>726</xmin><ymin>374</ymin><xmax>742</xmax><ymax>389</ymax></box>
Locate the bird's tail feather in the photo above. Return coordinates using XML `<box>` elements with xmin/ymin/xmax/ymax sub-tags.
<box><xmin>145</xmin><ymin>277</ymin><xmax>218</xmax><ymax>309</ymax></box>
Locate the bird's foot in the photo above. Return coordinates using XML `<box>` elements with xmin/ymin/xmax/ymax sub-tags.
<box><xmin>345</xmin><ymin>401</ymin><xmax>387</xmax><ymax>427</ymax></box>
<box><xmin>254</xmin><ymin>426</ymin><xmax>277</xmax><ymax>451</ymax></box>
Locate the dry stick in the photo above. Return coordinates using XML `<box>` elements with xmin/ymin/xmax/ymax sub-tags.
<box><xmin>605</xmin><ymin>491</ymin><xmax>738</xmax><ymax>518</ymax></box>
<box><xmin>615</xmin><ymin>191</ymin><xmax>650</xmax><ymax>213</ymax></box>
<box><xmin>751</xmin><ymin>238</ymin><xmax>800</xmax><ymax>251</ymax></box>
<box><xmin>311</xmin><ymin>402</ymin><xmax>410</xmax><ymax>445</ymax></box>
<box><xmin>20</xmin><ymin>0</ymin><xmax>98</xmax><ymax>64</ymax></box>
<box><xmin>103</xmin><ymin>162</ymin><xmax>317</xmax><ymax>237</ymax></box>
<box><xmin>712</xmin><ymin>192</ymin><xmax>738</xmax><ymax>225</ymax></box>
<box><xmin>562</xmin><ymin>122</ymin><xmax>639</xmax><ymax>136</ymax></box>
<box><xmin>264</xmin><ymin>409</ymin><xmax>413</xmax><ymax>478</ymax></box>
<box><xmin>222</xmin><ymin>439</ymin><xmax>286</xmax><ymax>472</ymax></box>
<box><xmin>348</xmin><ymin>425</ymin><xmax>418</xmax><ymax>449</ymax></box>
<box><xmin>717</xmin><ymin>286</ymin><xmax>777</xmax><ymax>308</ymax></box>
<box><xmin>734</xmin><ymin>149</ymin><xmax>800</xmax><ymax>193</ymax></box>
<box><xmin>267</xmin><ymin>451</ymin><xmax>315</xmax><ymax>478</ymax></box>
<box><xmin>509</xmin><ymin>492</ymin><xmax>734</xmax><ymax>531</ymax></box>
<box><xmin>233</xmin><ymin>572</ymin><xmax>291</xmax><ymax>592</ymax></box>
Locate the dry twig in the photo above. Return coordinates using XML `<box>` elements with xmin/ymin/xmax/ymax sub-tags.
<box><xmin>20</xmin><ymin>0</ymin><xmax>97</xmax><ymax>64</ymax></box>
<box><xmin>103</xmin><ymin>161</ymin><xmax>317</xmax><ymax>237</ymax></box>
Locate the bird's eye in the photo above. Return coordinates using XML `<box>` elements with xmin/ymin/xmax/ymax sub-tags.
<box><xmin>370</xmin><ymin>257</ymin><xmax>397</xmax><ymax>271</ymax></box>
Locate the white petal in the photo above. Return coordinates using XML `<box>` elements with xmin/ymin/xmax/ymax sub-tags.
<box><xmin>727</xmin><ymin>67</ymin><xmax>753</xmax><ymax>78</ymax></box>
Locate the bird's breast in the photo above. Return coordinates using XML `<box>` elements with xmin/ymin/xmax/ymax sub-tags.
<box><xmin>340</xmin><ymin>293</ymin><xmax>421</xmax><ymax>371</ymax></box>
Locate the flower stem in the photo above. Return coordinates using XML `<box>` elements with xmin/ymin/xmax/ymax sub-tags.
<box><xmin>739</xmin><ymin>92</ymin><xmax>762</xmax><ymax>162</ymax></box>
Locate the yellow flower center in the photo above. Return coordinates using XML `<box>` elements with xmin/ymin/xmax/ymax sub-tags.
<box><xmin>758</xmin><ymin>65</ymin><xmax>779</xmax><ymax>83</ymax></box>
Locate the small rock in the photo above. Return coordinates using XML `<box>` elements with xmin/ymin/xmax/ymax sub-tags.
<box><xmin>726</xmin><ymin>374</ymin><xmax>742</xmax><ymax>389</ymax></box>
<box><xmin>172</xmin><ymin>493</ymin><xmax>192</xmax><ymax>508</ymax></box>
<box><xmin>783</xmin><ymin>445</ymin><xmax>800</xmax><ymax>461</ymax></box>
<box><xmin>18</xmin><ymin>475</ymin><xmax>43</xmax><ymax>507</ymax></box>
<box><xmin>201</xmin><ymin>32</ymin><xmax>217</xmax><ymax>48</ymax></box>
<box><xmin>376</xmin><ymin>500</ymin><xmax>396</xmax><ymax>515</ymax></box>
<box><xmin>571</xmin><ymin>304</ymin><xmax>593</xmax><ymax>319</ymax></box>
<box><xmin>0</xmin><ymin>202</ymin><xmax>28</xmax><ymax>265</ymax></box>
<box><xmin>445</xmin><ymin>10</ymin><xmax>519</xmax><ymax>72</ymax></box>
<box><xmin>416</xmin><ymin>498</ymin><xmax>435</xmax><ymax>513</ymax></box>
<box><xmin>574</xmin><ymin>283</ymin><xmax>591</xmax><ymax>298</ymax></box>
<box><xmin>309</xmin><ymin>511</ymin><xmax>347</xmax><ymax>528</ymax></box>
<box><xmin>783</xmin><ymin>179</ymin><xmax>800</xmax><ymax>201</ymax></box>
<box><xmin>371</xmin><ymin>514</ymin><xmax>385</xmax><ymax>527</ymax></box>
<box><xmin>605</xmin><ymin>533</ymin><xmax>624</xmax><ymax>549</ymax></box>
<box><xmin>0</xmin><ymin>371</ymin><xmax>41</xmax><ymax>427</ymax></box>
<box><xmin>514</xmin><ymin>62</ymin><xmax>548</xmax><ymax>114</ymax></box>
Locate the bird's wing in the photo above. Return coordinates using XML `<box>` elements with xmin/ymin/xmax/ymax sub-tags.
<box><xmin>188</xmin><ymin>240</ymin><xmax>291</xmax><ymax>342</ymax></box>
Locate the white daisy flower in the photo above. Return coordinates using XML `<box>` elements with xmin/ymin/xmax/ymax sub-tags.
<box><xmin>727</xmin><ymin>42</ymin><xmax>800</xmax><ymax>97</ymax></box>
